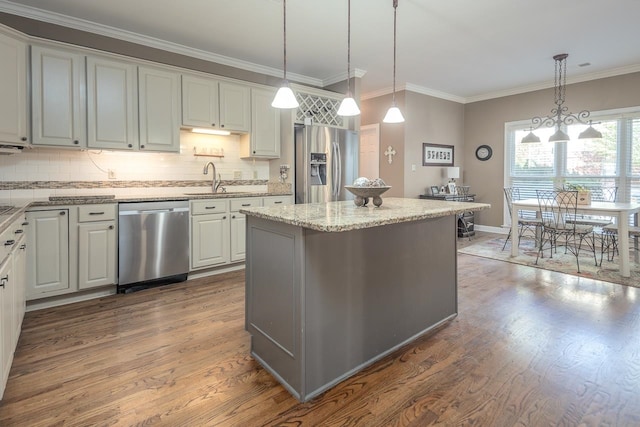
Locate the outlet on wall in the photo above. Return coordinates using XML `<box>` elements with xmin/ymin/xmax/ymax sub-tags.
<box><xmin>233</xmin><ymin>170</ymin><xmax>242</xmax><ymax>180</ymax></box>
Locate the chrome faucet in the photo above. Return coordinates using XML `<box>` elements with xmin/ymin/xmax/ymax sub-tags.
<box><xmin>203</xmin><ymin>161</ymin><xmax>222</xmax><ymax>193</ymax></box>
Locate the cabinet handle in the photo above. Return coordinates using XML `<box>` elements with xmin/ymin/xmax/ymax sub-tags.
<box><xmin>73</xmin><ymin>140</ymin><xmax>79</xmax><ymax>145</ymax></box>
<box><xmin>60</xmin><ymin>211</ymin><xmax>66</xmax><ymax>216</ymax></box>
<box><xmin>21</xmin><ymin>137</ymin><xmax>27</xmax><ymax>141</ymax></box>
<box><xmin>4</xmin><ymin>240</ymin><xmax>15</xmax><ymax>246</ymax></box>
<box><xmin>0</xmin><ymin>275</ymin><xmax>7</xmax><ymax>288</ymax></box>
<box><xmin>89</xmin><ymin>212</ymin><xmax>105</xmax><ymax>216</ymax></box>
<box><xmin>108</xmin><ymin>225</ymin><xmax>114</xmax><ymax>230</ymax></box>
<box><xmin>19</xmin><ymin>244</ymin><xmax>26</xmax><ymax>250</ymax></box>
<box><xmin>204</xmin><ymin>206</ymin><xmax>216</xmax><ymax>210</ymax></box>
<box><xmin>15</xmin><ymin>229</ymin><xmax>23</xmax><ymax>234</ymax></box>
<box><xmin>274</xmin><ymin>201</ymin><xmax>283</xmax><ymax>204</ymax></box>
<box><xmin>241</xmin><ymin>203</ymin><xmax>250</xmax><ymax>207</ymax></box>
<box><xmin>22</xmin><ymin>221</ymin><xmax>29</xmax><ymax>226</ymax></box>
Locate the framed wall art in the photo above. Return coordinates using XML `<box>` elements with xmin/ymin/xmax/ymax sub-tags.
<box><xmin>422</xmin><ymin>143</ymin><xmax>454</xmax><ymax>166</ymax></box>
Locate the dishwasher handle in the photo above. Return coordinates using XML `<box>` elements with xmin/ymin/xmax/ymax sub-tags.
<box><xmin>120</xmin><ymin>207</ymin><xmax>189</xmax><ymax>215</ymax></box>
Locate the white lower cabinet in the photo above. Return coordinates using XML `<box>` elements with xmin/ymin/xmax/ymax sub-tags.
<box><xmin>26</xmin><ymin>209</ymin><xmax>70</xmax><ymax>299</ymax></box>
<box><xmin>26</xmin><ymin>204</ymin><xmax>118</xmax><ymax>301</ymax></box>
<box><xmin>191</xmin><ymin>211</ymin><xmax>230</xmax><ymax>269</ymax></box>
<box><xmin>77</xmin><ymin>205</ymin><xmax>117</xmax><ymax>289</ymax></box>
<box><xmin>0</xmin><ymin>215</ymin><xmax>27</xmax><ymax>400</ymax></box>
<box><xmin>189</xmin><ymin>196</ymin><xmax>292</xmax><ymax>270</ymax></box>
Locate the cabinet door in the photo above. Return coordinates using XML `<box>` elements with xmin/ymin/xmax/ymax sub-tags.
<box><xmin>12</xmin><ymin>238</ymin><xmax>26</xmax><ymax>339</ymax></box>
<box><xmin>190</xmin><ymin>213</ymin><xmax>229</xmax><ymax>269</ymax></box>
<box><xmin>0</xmin><ymin>32</ymin><xmax>28</xmax><ymax>145</ymax></box>
<box><xmin>78</xmin><ymin>222</ymin><xmax>116</xmax><ymax>289</ymax></box>
<box><xmin>219</xmin><ymin>82</ymin><xmax>250</xmax><ymax>132</ymax></box>
<box><xmin>181</xmin><ymin>75</ymin><xmax>219</xmax><ymax>128</ymax></box>
<box><xmin>87</xmin><ymin>56</ymin><xmax>138</xmax><ymax>150</ymax></box>
<box><xmin>31</xmin><ymin>46</ymin><xmax>85</xmax><ymax>148</ymax></box>
<box><xmin>26</xmin><ymin>210</ymin><xmax>70</xmax><ymax>299</ymax></box>
<box><xmin>0</xmin><ymin>257</ymin><xmax>13</xmax><ymax>399</ymax></box>
<box><xmin>241</xmin><ymin>87</ymin><xmax>281</xmax><ymax>158</ymax></box>
<box><xmin>139</xmin><ymin>66</ymin><xmax>180</xmax><ymax>152</ymax></box>
<box><xmin>230</xmin><ymin>213</ymin><xmax>246</xmax><ymax>262</ymax></box>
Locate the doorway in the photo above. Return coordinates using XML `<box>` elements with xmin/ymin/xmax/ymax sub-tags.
<box><xmin>359</xmin><ymin>124</ymin><xmax>380</xmax><ymax>179</ymax></box>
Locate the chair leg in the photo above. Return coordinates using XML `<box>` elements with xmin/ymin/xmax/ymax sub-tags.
<box><xmin>502</xmin><ymin>228</ymin><xmax>512</xmax><ymax>251</ymax></box>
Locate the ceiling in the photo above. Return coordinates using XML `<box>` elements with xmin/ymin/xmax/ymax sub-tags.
<box><xmin>2</xmin><ymin>0</ymin><xmax>640</xmax><ymax>103</ymax></box>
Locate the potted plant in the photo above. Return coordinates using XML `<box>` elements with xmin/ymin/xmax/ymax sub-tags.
<box><xmin>565</xmin><ymin>183</ymin><xmax>591</xmax><ymax>205</ymax></box>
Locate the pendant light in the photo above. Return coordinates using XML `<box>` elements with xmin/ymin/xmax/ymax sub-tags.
<box><xmin>522</xmin><ymin>54</ymin><xmax>601</xmax><ymax>143</ymax></box>
<box><xmin>337</xmin><ymin>0</ymin><xmax>360</xmax><ymax>117</ymax></box>
<box><xmin>383</xmin><ymin>0</ymin><xmax>404</xmax><ymax>123</ymax></box>
<box><xmin>271</xmin><ymin>0</ymin><xmax>299</xmax><ymax>109</ymax></box>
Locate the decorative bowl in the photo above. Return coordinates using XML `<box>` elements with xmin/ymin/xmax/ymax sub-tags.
<box><xmin>344</xmin><ymin>185</ymin><xmax>392</xmax><ymax>207</ymax></box>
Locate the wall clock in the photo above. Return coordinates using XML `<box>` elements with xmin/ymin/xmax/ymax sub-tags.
<box><xmin>475</xmin><ymin>145</ymin><xmax>493</xmax><ymax>161</ymax></box>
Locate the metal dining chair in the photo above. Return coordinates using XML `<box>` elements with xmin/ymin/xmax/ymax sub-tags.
<box><xmin>502</xmin><ymin>187</ymin><xmax>542</xmax><ymax>251</ymax></box>
<box><xmin>535</xmin><ymin>189</ymin><xmax>598</xmax><ymax>273</ymax></box>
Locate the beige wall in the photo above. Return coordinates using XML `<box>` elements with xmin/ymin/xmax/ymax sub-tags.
<box><xmin>464</xmin><ymin>72</ymin><xmax>640</xmax><ymax>228</ymax></box>
<box><xmin>361</xmin><ymin>92</ymin><xmax>405</xmax><ymax>197</ymax></box>
<box><xmin>404</xmin><ymin>91</ymin><xmax>464</xmax><ymax>198</ymax></box>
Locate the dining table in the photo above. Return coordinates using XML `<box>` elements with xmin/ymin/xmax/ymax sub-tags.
<box><xmin>511</xmin><ymin>198</ymin><xmax>640</xmax><ymax>277</ymax></box>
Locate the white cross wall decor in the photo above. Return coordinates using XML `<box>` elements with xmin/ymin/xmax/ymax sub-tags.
<box><xmin>384</xmin><ymin>145</ymin><xmax>396</xmax><ymax>164</ymax></box>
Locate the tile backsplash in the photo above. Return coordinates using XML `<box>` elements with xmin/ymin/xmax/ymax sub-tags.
<box><xmin>0</xmin><ymin>130</ymin><xmax>273</xmax><ymax>199</ymax></box>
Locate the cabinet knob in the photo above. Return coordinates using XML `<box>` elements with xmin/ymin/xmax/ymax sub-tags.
<box><xmin>140</xmin><ymin>145</ymin><xmax>145</xmax><ymax>149</ymax></box>
<box><xmin>21</xmin><ymin>137</ymin><xmax>27</xmax><ymax>142</ymax></box>
<box><xmin>223</xmin><ymin>216</ymin><xmax>227</xmax><ymax>219</ymax></box>
<box><xmin>128</xmin><ymin>144</ymin><xmax>133</xmax><ymax>148</ymax></box>
<box><xmin>221</xmin><ymin>124</ymin><xmax>225</xmax><ymax>128</ymax></box>
<box><xmin>232</xmin><ymin>215</ymin><xmax>236</xmax><ymax>219</ymax></box>
<box><xmin>212</xmin><ymin>123</ymin><xmax>216</xmax><ymax>127</ymax></box>
<box><xmin>60</xmin><ymin>211</ymin><xmax>66</xmax><ymax>216</ymax></box>
<box><xmin>109</xmin><ymin>225</ymin><xmax>114</xmax><ymax>230</ymax></box>
<box><xmin>253</xmin><ymin>150</ymin><xmax>256</xmax><ymax>154</ymax></box>
<box><xmin>73</xmin><ymin>140</ymin><xmax>79</xmax><ymax>145</ymax></box>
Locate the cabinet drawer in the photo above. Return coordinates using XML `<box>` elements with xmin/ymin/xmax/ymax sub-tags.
<box><xmin>0</xmin><ymin>216</ymin><xmax>26</xmax><ymax>264</ymax></box>
<box><xmin>230</xmin><ymin>198</ymin><xmax>263</xmax><ymax>212</ymax></box>
<box><xmin>191</xmin><ymin>199</ymin><xmax>229</xmax><ymax>215</ymax></box>
<box><xmin>263</xmin><ymin>196</ymin><xmax>293</xmax><ymax>207</ymax></box>
<box><xmin>78</xmin><ymin>204</ymin><xmax>117</xmax><ymax>222</ymax></box>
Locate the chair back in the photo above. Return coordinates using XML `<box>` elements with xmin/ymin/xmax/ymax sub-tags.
<box><xmin>503</xmin><ymin>187</ymin><xmax>521</xmax><ymax>216</ymax></box>
<box><xmin>590</xmin><ymin>186</ymin><xmax>618</xmax><ymax>202</ymax></box>
<box><xmin>536</xmin><ymin>189</ymin><xmax>579</xmax><ymax>232</ymax></box>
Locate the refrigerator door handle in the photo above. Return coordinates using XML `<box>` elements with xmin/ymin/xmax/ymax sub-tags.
<box><xmin>335</xmin><ymin>141</ymin><xmax>342</xmax><ymax>196</ymax></box>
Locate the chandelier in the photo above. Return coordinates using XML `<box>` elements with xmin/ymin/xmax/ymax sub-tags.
<box><xmin>522</xmin><ymin>53</ymin><xmax>602</xmax><ymax>143</ymax></box>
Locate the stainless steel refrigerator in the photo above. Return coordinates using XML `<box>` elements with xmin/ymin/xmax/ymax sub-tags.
<box><xmin>295</xmin><ymin>124</ymin><xmax>359</xmax><ymax>204</ymax></box>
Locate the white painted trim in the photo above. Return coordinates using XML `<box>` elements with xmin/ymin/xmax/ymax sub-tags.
<box><xmin>361</xmin><ymin>83</ymin><xmax>466</xmax><ymax>104</ymax></box>
<box><xmin>474</xmin><ymin>224</ymin><xmax>508</xmax><ymax>235</ymax></box>
<box><xmin>0</xmin><ymin>0</ymin><xmax>323</xmax><ymax>87</ymax></box>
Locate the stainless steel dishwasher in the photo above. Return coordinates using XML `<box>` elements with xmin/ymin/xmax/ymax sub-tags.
<box><xmin>118</xmin><ymin>200</ymin><xmax>189</xmax><ymax>292</ymax></box>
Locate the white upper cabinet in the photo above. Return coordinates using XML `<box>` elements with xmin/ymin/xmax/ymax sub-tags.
<box><xmin>138</xmin><ymin>66</ymin><xmax>180</xmax><ymax>152</ymax></box>
<box><xmin>240</xmin><ymin>87</ymin><xmax>281</xmax><ymax>159</ymax></box>
<box><xmin>218</xmin><ymin>82</ymin><xmax>251</xmax><ymax>132</ymax></box>
<box><xmin>182</xmin><ymin>75</ymin><xmax>250</xmax><ymax>132</ymax></box>
<box><xmin>181</xmin><ymin>75</ymin><xmax>219</xmax><ymax>128</ymax></box>
<box><xmin>31</xmin><ymin>45</ymin><xmax>86</xmax><ymax>148</ymax></box>
<box><xmin>0</xmin><ymin>31</ymin><xmax>28</xmax><ymax>146</ymax></box>
<box><xmin>87</xmin><ymin>56</ymin><xmax>138</xmax><ymax>150</ymax></box>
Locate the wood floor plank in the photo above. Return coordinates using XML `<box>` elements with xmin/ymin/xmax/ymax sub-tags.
<box><xmin>2</xmin><ymin>237</ymin><xmax>640</xmax><ymax>426</ymax></box>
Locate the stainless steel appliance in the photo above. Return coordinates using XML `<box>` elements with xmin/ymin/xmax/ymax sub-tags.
<box><xmin>295</xmin><ymin>124</ymin><xmax>359</xmax><ymax>204</ymax></box>
<box><xmin>118</xmin><ymin>200</ymin><xmax>189</xmax><ymax>291</ymax></box>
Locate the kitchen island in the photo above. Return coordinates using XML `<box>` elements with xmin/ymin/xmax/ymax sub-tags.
<box><xmin>241</xmin><ymin>197</ymin><xmax>490</xmax><ymax>401</ymax></box>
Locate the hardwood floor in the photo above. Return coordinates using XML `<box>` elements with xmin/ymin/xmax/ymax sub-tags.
<box><xmin>2</xmin><ymin>239</ymin><xmax>640</xmax><ymax>426</ymax></box>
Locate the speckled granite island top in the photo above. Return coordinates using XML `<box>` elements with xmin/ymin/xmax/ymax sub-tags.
<box><xmin>240</xmin><ymin>197</ymin><xmax>490</xmax><ymax>232</ymax></box>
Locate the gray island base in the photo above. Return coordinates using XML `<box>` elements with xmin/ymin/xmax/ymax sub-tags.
<box><xmin>241</xmin><ymin>198</ymin><xmax>490</xmax><ymax>402</ymax></box>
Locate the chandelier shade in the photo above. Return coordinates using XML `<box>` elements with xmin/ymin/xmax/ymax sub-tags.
<box><xmin>522</xmin><ymin>53</ymin><xmax>601</xmax><ymax>143</ymax></box>
<box><xmin>272</xmin><ymin>0</ymin><xmax>299</xmax><ymax>109</ymax></box>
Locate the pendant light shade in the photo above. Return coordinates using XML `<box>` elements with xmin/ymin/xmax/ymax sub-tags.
<box><xmin>548</xmin><ymin>128</ymin><xmax>570</xmax><ymax>143</ymax></box>
<box><xmin>337</xmin><ymin>0</ymin><xmax>360</xmax><ymax>117</ymax></box>
<box><xmin>272</xmin><ymin>0</ymin><xmax>299</xmax><ymax>109</ymax></box>
<box><xmin>521</xmin><ymin>128</ymin><xmax>541</xmax><ymax>143</ymax></box>
<box><xmin>383</xmin><ymin>0</ymin><xmax>404</xmax><ymax>123</ymax></box>
<box><xmin>578</xmin><ymin>121</ymin><xmax>603</xmax><ymax>140</ymax></box>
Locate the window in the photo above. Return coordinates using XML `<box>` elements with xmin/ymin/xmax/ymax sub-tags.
<box><xmin>505</xmin><ymin>107</ymin><xmax>640</xmax><ymax>223</ymax></box>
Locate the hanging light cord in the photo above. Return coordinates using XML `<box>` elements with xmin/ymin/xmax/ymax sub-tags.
<box><xmin>283</xmin><ymin>0</ymin><xmax>288</xmax><ymax>81</ymax></box>
<box><xmin>392</xmin><ymin>0</ymin><xmax>398</xmax><ymax>104</ymax></box>
<box><xmin>346</xmin><ymin>0</ymin><xmax>351</xmax><ymax>95</ymax></box>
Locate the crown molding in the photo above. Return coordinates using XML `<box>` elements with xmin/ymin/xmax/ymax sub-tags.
<box><xmin>360</xmin><ymin>83</ymin><xmax>466</xmax><ymax>104</ymax></box>
<box><xmin>322</xmin><ymin>68</ymin><xmax>368</xmax><ymax>87</ymax></box>
<box><xmin>0</xmin><ymin>0</ymin><xmax>323</xmax><ymax>87</ymax></box>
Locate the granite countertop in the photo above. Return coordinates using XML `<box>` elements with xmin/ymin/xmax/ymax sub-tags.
<box><xmin>240</xmin><ymin>197</ymin><xmax>491</xmax><ymax>232</ymax></box>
